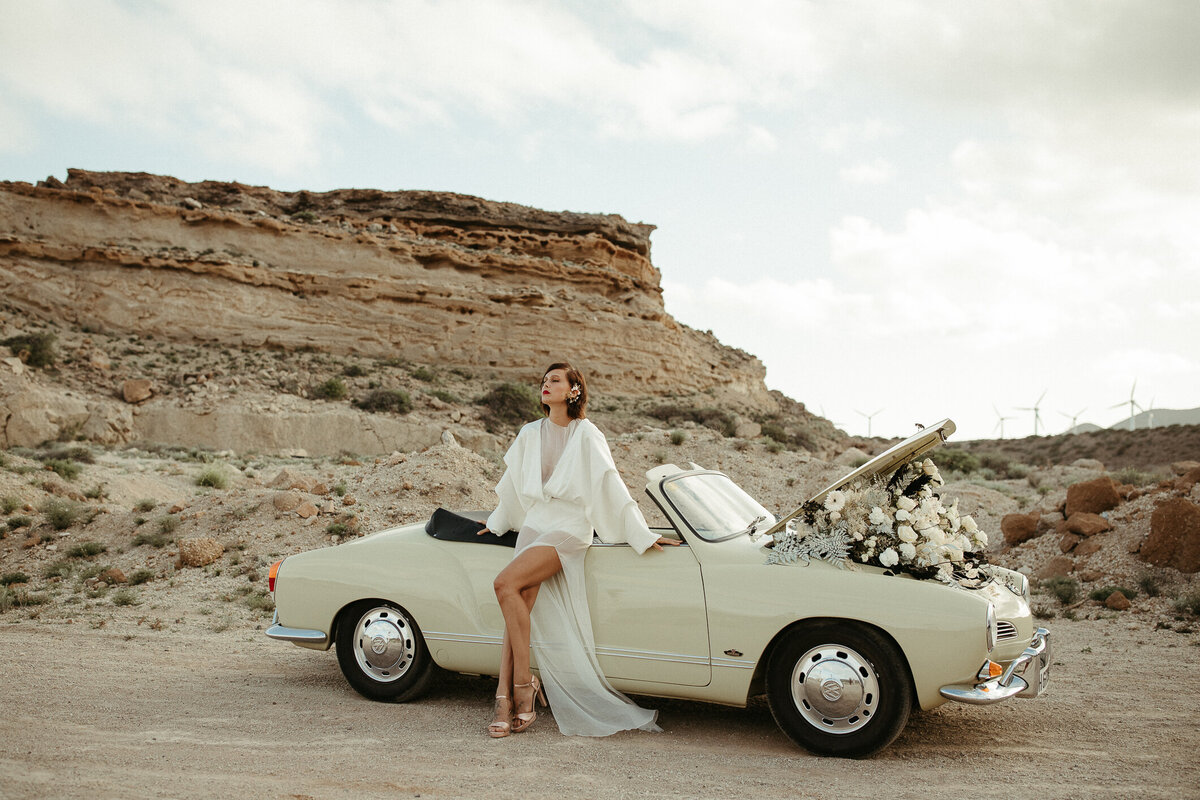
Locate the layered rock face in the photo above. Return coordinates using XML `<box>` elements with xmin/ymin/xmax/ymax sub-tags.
<box><xmin>0</xmin><ymin>170</ymin><xmax>766</xmax><ymax>400</ymax></box>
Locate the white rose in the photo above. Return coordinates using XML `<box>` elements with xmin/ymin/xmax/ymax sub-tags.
<box><xmin>869</xmin><ymin>506</ymin><xmax>890</xmax><ymax>526</ymax></box>
<box><xmin>879</xmin><ymin>548</ymin><xmax>899</xmax><ymax>567</ymax></box>
<box><xmin>897</xmin><ymin>525</ymin><xmax>918</xmax><ymax>543</ymax></box>
<box><xmin>899</xmin><ymin>542</ymin><xmax>916</xmax><ymax>560</ymax></box>
<box><xmin>895</xmin><ymin>508</ymin><xmax>913</xmax><ymax>522</ymax></box>
<box><xmin>897</xmin><ymin>497</ymin><xmax>917</xmax><ymax>512</ymax></box>
<box><xmin>961</xmin><ymin>515</ymin><xmax>978</xmax><ymax>533</ymax></box>
<box><xmin>829</xmin><ymin>511</ymin><xmax>841</xmax><ymax>522</ymax></box>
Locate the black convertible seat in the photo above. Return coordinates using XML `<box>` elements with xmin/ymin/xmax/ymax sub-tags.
<box><xmin>425</xmin><ymin>507</ymin><xmax>516</xmax><ymax>547</ymax></box>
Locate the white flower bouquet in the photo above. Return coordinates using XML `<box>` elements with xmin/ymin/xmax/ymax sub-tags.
<box><xmin>768</xmin><ymin>457</ymin><xmax>991</xmax><ymax>585</ymax></box>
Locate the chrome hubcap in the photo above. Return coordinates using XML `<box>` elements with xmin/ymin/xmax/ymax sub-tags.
<box><xmin>790</xmin><ymin>644</ymin><xmax>879</xmax><ymax>734</ymax></box>
<box><xmin>353</xmin><ymin>607</ymin><xmax>416</xmax><ymax>683</ymax></box>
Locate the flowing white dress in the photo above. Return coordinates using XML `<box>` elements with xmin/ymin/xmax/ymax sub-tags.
<box><xmin>486</xmin><ymin>417</ymin><xmax>661</xmax><ymax>736</ymax></box>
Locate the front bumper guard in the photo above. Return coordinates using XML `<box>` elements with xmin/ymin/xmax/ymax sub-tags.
<box><xmin>939</xmin><ymin>627</ymin><xmax>1051</xmax><ymax>706</ymax></box>
<box><xmin>265</xmin><ymin>610</ymin><xmax>328</xmax><ymax>644</ymax></box>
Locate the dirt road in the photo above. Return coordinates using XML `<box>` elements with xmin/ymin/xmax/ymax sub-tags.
<box><xmin>2</xmin><ymin>616</ymin><xmax>1197</xmax><ymax>800</ymax></box>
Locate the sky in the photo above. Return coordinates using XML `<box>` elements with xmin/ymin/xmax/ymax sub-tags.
<box><xmin>2</xmin><ymin>0</ymin><xmax>1197</xmax><ymax>440</ymax></box>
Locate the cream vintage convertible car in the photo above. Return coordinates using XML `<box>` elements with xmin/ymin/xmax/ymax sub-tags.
<box><xmin>267</xmin><ymin>419</ymin><xmax>1049</xmax><ymax>757</ymax></box>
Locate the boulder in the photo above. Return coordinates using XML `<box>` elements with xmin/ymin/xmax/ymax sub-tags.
<box><xmin>1037</xmin><ymin>513</ymin><xmax>1062</xmax><ymax>534</ymax></box>
<box><xmin>296</xmin><ymin>501</ymin><xmax>319</xmax><ymax>519</ymax></box>
<box><xmin>177</xmin><ymin>537</ymin><xmax>223</xmax><ymax>568</ymax></box>
<box><xmin>121</xmin><ymin>379</ymin><xmax>153</xmax><ymax>404</ymax></box>
<box><xmin>1171</xmin><ymin>460</ymin><xmax>1200</xmax><ymax>476</ymax></box>
<box><xmin>833</xmin><ymin>447</ymin><xmax>869</xmax><ymax>467</ymax></box>
<box><xmin>269</xmin><ymin>468</ymin><xmax>316</xmax><ymax>493</ymax></box>
<box><xmin>1078</xmin><ymin>569</ymin><xmax>1103</xmax><ymax>582</ymax></box>
<box><xmin>1063</xmin><ymin>512</ymin><xmax>1113</xmax><ymax>537</ymax></box>
<box><xmin>1140</xmin><ymin>497</ymin><xmax>1200</xmax><ymax>573</ymax></box>
<box><xmin>1174</xmin><ymin>466</ymin><xmax>1200</xmax><ymax>494</ymax></box>
<box><xmin>1037</xmin><ymin>555</ymin><xmax>1074</xmax><ymax>579</ymax></box>
<box><xmin>1105</xmin><ymin>590</ymin><xmax>1131</xmax><ymax>611</ymax></box>
<box><xmin>1065</xmin><ymin>476</ymin><xmax>1121</xmax><ymax>517</ymax></box>
<box><xmin>734</xmin><ymin>420</ymin><xmax>762</xmax><ymax>439</ymax></box>
<box><xmin>272</xmin><ymin>491</ymin><xmax>301</xmax><ymax>512</ymax></box>
<box><xmin>99</xmin><ymin>567</ymin><xmax>127</xmax><ymax>584</ymax></box>
<box><xmin>1059</xmin><ymin>533</ymin><xmax>1081</xmax><ymax>553</ymax></box>
<box><xmin>1071</xmin><ymin>458</ymin><xmax>1105</xmax><ymax>471</ymax></box>
<box><xmin>1074</xmin><ymin>538</ymin><xmax>1102</xmax><ymax>557</ymax></box>
<box><xmin>0</xmin><ymin>387</ymin><xmax>90</xmax><ymax>448</ymax></box>
<box><xmin>1002</xmin><ymin>511</ymin><xmax>1041</xmax><ymax>546</ymax></box>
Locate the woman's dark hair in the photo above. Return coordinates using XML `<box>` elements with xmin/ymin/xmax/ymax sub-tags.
<box><xmin>541</xmin><ymin>362</ymin><xmax>588</xmax><ymax>420</ymax></box>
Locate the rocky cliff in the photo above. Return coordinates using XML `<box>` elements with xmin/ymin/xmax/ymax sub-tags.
<box><xmin>0</xmin><ymin>170</ymin><xmax>766</xmax><ymax>399</ymax></box>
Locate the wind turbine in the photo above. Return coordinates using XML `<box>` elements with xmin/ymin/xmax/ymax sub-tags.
<box><xmin>1016</xmin><ymin>390</ymin><xmax>1047</xmax><ymax>436</ymax></box>
<box><xmin>855</xmin><ymin>408</ymin><xmax>883</xmax><ymax>437</ymax></box>
<box><xmin>1059</xmin><ymin>407</ymin><xmax>1086</xmax><ymax>434</ymax></box>
<box><xmin>1147</xmin><ymin>397</ymin><xmax>1156</xmax><ymax>429</ymax></box>
<box><xmin>992</xmin><ymin>404</ymin><xmax>1014</xmax><ymax>439</ymax></box>
<box><xmin>1109</xmin><ymin>380</ymin><xmax>1144</xmax><ymax>431</ymax></box>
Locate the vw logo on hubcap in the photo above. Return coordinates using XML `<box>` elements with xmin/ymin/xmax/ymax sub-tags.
<box><xmin>371</xmin><ymin>635</ymin><xmax>388</xmax><ymax>654</ymax></box>
<box><xmin>820</xmin><ymin>679</ymin><xmax>843</xmax><ymax>702</ymax></box>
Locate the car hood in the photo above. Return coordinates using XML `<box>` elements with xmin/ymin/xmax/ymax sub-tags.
<box><xmin>763</xmin><ymin>418</ymin><xmax>955</xmax><ymax>538</ymax></box>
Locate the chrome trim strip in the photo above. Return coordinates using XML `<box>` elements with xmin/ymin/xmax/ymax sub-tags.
<box><xmin>940</xmin><ymin>627</ymin><xmax>1051</xmax><ymax>705</ymax></box>
<box><xmin>712</xmin><ymin>657</ymin><xmax>755</xmax><ymax>670</ymax></box>
<box><xmin>424</xmin><ymin>630</ymin><xmax>711</xmax><ymax>666</ymax></box>
<box><xmin>265</xmin><ymin>623</ymin><xmax>328</xmax><ymax>644</ymax></box>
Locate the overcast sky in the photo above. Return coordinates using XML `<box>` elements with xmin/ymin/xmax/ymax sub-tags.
<box><xmin>2</xmin><ymin>0</ymin><xmax>1197</xmax><ymax>440</ymax></box>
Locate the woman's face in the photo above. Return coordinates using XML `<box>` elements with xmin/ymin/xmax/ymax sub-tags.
<box><xmin>541</xmin><ymin>368</ymin><xmax>572</xmax><ymax>407</ymax></box>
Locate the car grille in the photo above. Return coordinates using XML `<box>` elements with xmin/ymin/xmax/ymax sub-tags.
<box><xmin>996</xmin><ymin>621</ymin><xmax>1018</xmax><ymax>642</ymax></box>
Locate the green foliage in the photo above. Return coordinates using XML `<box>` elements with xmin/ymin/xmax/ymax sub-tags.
<box><xmin>1114</xmin><ymin>465</ymin><xmax>1164</xmax><ymax>487</ymax></box>
<box><xmin>1137</xmin><ymin>573</ymin><xmax>1161</xmax><ymax>598</ymax></box>
<box><xmin>2</xmin><ymin>495</ymin><xmax>22</xmax><ymax>514</ymax></box>
<box><xmin>244</xmin><ymin>589</ymin><xmax>275</xmax><ymax>614</ymax></box>
<box><xmin>410</xmin><ymin>365</ymin><xmax>436</xmax><ymax>382</ymax></box>
<box><xmin>332</xmin><ymin>482</ymin><xmax>347</xmax><ymax>497</ymax></box>
<box><xmin>1174</xmin><ymin>591</ymin><xmax>1200</xmax><ymax>617</ymax></box>
<box><xmin>935</xmin><ymin>448</ymin><xmax>982</xmax><ymax>475</ymax></box>
<box><xmin>111</xmin><ymin>588</ymin><xmax>139</xmax><ymax>606</ymax></box>
<box><xmin>354</xmin><ymin>388</ymin><xmax>413</xmax><ymax>414</ymax></box>
<box><xmin>428</xmin><ymin>388</ymin><xmax>460</xmax><ymax>404</ymax></box>
<box><xmin>133</xmin><ymin>530</ymin><xmax>170</xmax><ymax>548</ymax></box>
<box><xmin>291</xmin><ymin>210</ymin><xmax>318</xmax><ymax>223</ymax></box>
<box><xmin>135</xmin><ymin>498</ymin><xmax>157</xmax><ymax>512</ymax></box>
<box><xmin>1032</xmin><ymin>605</ymin><xmax>1056</xmax><ymax>620</ymax></box>
<box><xmin>40</xmin><ymin>498</ymin><xmax>81</xmax><ymax>530</ymax></box>
<box><xmin>43</xmin><ymin>561</ymin><xmax>72</xmax><ymax>579</ymax></box>
<box><xmin>158</xmin><ymin>515</ymin><xmax>180</xmax><ymax>534</ymax></box>
<box><xmin>2</xmin><ymin>332</ymin><xmax>56</xmax><ymax>368</ymax></box>
<box><xmin>478</xmin><ymin>383</ymin><xmax>542</xmax><ymax>432</ymax></box>
<box><xmin>0</xmin><ymin>586</ymin><xmax>47</xmax><ymax>612</ymax></box>
<box><xmin>766</xmin><ymin>440</ymin><xmax>785</xmax><ymax>454</ymax></box>
<box><xmin>1040</xmin><ymin>576</ymin><xmax>1079</xmax><ymax>605</ymax></box>
<box><xmin>343</xmin><ymin>363</ymin><xmax>369</xmax><ymax>378</ymax></box>
<box><xmin>1</xmin><ymin>572</ymin><xmax>30</xmax><ymax>586</ymax></box>
<box><xmin>6</xmin><ymin>516</ymin><xmax>32</xmax><ymax>531</ymax></box>
<box><xmin>669</xmin><ymin>430</ymin><xmax>687</xmax><ymax>446</ymax></box>
<box><xmin>128</xmin><ymin>569</ymin><xmax>155</xmax><ymax>586</ymax></box>
<box><xmin>649</xmin><ymin>405</ymin><xmax>736</xmax><ymax>437</ymax></box>
<box><xmin>312</xmin><ymin>377</ymin><xmax>348</xmax><ymax>400</ymax></box>
<box><xmin>66</xmin><ymin>541</ymin><xmax>107</xmax><ymax>559</ymax></box>
<box><xmin>43</xmin><ymin>459</ymin><xmax>82</xmax><ymax>481</ymax></box>
<box><xmin>40</xmin><ymin>446</ymin><xmax>94</xmax><ymax>464</ymax></box>
<box><xmin>195</xmin><ymin>467</ymin><xmax>228</xmax><ymax>489</ymax></box>
<box><xmin>326</xmin><ymin>522</ymin><xmax>350</xmax><ymax>537</ymax></box>
<box><xmin>1089</xmin><ymin>585</ymin><xmax>1138</xmax><ymax>603</ymax></box>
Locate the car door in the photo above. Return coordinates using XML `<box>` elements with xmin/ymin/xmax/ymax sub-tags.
<box><xmin>584</xmin><ymin>536</ymin><xmax>711</xmax><ymax>686</ymax></box>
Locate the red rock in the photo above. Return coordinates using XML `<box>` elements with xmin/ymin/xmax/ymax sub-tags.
<box><xmin>99</xmin><ymin>567</ymin><xmax>126</xmax><ymax>584</ymax></box>
<box><xmin>1037</xmin><ymin>513</ymin><xmax>1061</xmax><ymax>534</ymax></box>
<box><xmin>1174</xmin><ymin>466</ymin><xmax>1200</xmax><ymax>493</ymax></box>
<box><xmin>1074</xmin><ymin>538</ymin><xmax>1102</xmax><ymax>557</ymax></box>
<box><xmin>296</xmin><ymin>501</ymin><xmax>319</xmax><ymax>519</ymax></box>
<box><xmin>1059</xmin><ymin>533</ymin><xmax>1082</xmax><ymax>553</ymax></box>
<box><xmin>1171</xmin><ymin>460</ymin><xmax>1200</xmax><ymax>476</ymax></box>
<box><xmin>1037</xmin><ymin>555</ymin><xmax>1074</xmax><ymax>579</ymax></box>
<box><xmin>1002</xmin><ymin>511</ymin><xmax>1040</xmax><ymax>546</ymax></box>
<box><xmin>272</xmin><ymin>491</ymin><xmax>301</xmax><ymax>512</ymax></box>
<box><xmin>1064</xmin><ymin>512</ymin><xmax>1113</xmax><ymax>537</ymax></box>
<box><xmin>177</xmin><ymin>537</ymin><xmax>223</xmax><ymax>567</ymax></box>
<box><xmin>1078</xmin><ymin>569</ymin><xmax>1103</xmax><ymax>582</ymax></box>
<box><xmin>1065</xmin><ymin>477</ymin><xmax>1121</xmax><ymax>516</ymax></box>
<box><xmin>1105</xmin><ymin>590</ymin><xmax>1131</xmax><ymax>610</ymax></box>
<box><xmin>1141</xmin><ymin>497</ymin><xmax>1200</xmax><ymax>573</ymax></box>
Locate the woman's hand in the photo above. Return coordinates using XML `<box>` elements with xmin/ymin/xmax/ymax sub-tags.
<box><xmin>477</xmin><ymin>526</ymin><xmax>490</xmax><ymax>535</ymax></box>
<box><xmin>649</xmin><ymin>536</ymin><xmax>682</xmax><ymax>551</ymax></box>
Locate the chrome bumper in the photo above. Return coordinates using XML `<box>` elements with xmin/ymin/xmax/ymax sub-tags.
<box><xmin>939</xmin><ymin>627</ymin><xmax>1051</xmax><ymax>705</ymax></box>
<box><xmin>265</xmin><ymin>610</ymin><xmax>328</xmax><ymax>644</ymax></box>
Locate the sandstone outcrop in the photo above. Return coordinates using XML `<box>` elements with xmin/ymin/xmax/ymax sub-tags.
<box><xmin>0</xmin><ymin>171</ymin><xmax>769</xmax><ymax>402</ymax></box>
<box><xmin>1064</xmin><ymin>477</ymin><xmax>1121</xmax><ymax>517</ymax></box>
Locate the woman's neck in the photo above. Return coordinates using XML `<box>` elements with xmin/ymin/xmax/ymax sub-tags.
<box><xmin>546</xmin><ymin>405</ymin><xmax>571</xmax><ymax>427</ymax></box>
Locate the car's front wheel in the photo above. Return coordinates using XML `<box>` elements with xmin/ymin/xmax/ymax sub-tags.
<box><xmin>335</xmin><ymin>601</ymin><xmax>435</xmax><ymax>702</ymax></box>
<box><xmin>766</xmin><ymin>621</ymin><xmax>913</xmax><ymax>758</ymax></box>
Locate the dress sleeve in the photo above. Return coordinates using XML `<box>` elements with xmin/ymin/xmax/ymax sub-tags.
<box><xmin>580</xmin><ymin>425</ymin><xmax>660</xmax><ymax>555</ymax></box>
<box><xmin>486</xmin><ymin>426</ymin><xmax>531</xmax><ymax>534</ymax></box>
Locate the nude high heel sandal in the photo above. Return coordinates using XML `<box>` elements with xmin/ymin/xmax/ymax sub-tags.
<box><xmin>512</xmin><ymin>676</ymin><xmax>546</xmax><ymax>733</ymax></box>
<box><xmin>488</xmin><ymin>695</ymin><xmax>513</xmax><ymax>738</ymax></box>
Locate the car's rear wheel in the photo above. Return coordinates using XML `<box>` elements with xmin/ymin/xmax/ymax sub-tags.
<box><xmin>766</xmin><ymin>621</ymin><xmax>912</xmax><ymax>758</ymax></box>
<box><xmin>335</xmin><ymin>601</ymin><xmax>435</xmax><ymax>702</ymax></box>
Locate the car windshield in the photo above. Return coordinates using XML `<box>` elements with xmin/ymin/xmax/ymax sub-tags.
<box><xmin>660</xmin><ymin>472</ymin><xmax>776</xmax><ymax>542</ymax></box>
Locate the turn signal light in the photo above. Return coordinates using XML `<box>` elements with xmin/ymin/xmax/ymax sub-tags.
<box><xmin>976</xmin><ymin>660</ymin><xmax>1004</xmax><ymax>680</ymax></box>
<box><xmin>268</xmin><ymin>559</ymin><xmax>283</xmax><ymax>594</ymax></box>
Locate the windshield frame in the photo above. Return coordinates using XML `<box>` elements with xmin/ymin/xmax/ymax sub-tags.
<box><xmin>656</xmin><ymin>469</ymin><xmax>776</xmax><ymax>543</ymax></box>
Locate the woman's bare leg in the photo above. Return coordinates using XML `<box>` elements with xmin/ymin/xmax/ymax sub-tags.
<box><xmin>494</xmin><ymin>546</ymin><xmax>561</xmax><ymax>716</ymax></box>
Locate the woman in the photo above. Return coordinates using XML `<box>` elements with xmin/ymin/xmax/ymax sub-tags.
<box><xmin>480</xmin><ymin>362</ymin><xmax>678</xmax><ymax>738</ymax></box>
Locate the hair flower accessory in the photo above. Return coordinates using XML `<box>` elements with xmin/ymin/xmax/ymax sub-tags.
<box><xmin>568</xmin><ymin>383</ymin><xmax>581</xmax><ymax>403</ymax></box>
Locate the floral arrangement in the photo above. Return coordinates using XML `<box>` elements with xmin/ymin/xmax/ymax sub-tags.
<box><xmin>767</xmin><ymin>457</ymin><xmax>991</xmax><ymax>585</ymax></box>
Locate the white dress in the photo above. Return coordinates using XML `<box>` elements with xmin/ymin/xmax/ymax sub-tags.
<box><xmin>486</xmin><ymin>417</ymin><xmax>661</xmax><ymax>736</ymax></box>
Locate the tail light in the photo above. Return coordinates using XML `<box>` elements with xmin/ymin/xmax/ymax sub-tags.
<box><xmin>268</xmin><ymin>559</ymin><xmax>283</xmax><ymax>594</ymax></box>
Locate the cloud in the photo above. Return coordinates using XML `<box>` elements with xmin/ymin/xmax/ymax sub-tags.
<box><xmin>839</xmin><ymin>158</ymin><xmax>894</xmax><ymax>185</ymax></box>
